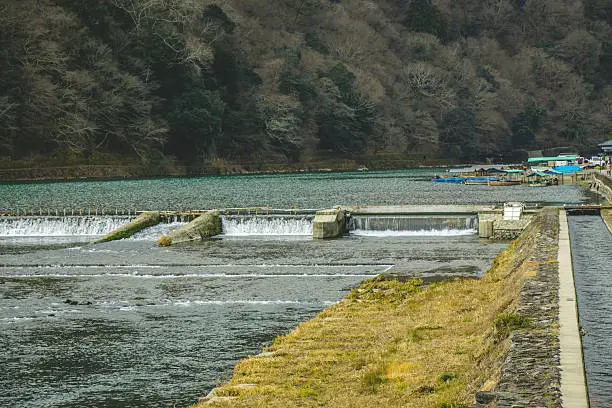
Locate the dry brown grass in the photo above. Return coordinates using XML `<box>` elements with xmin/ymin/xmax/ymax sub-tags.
<box><xmin>192</xmin><ymin>221</ymin><xmax>544</xmax><ymax>408</ymax></box>
<box><xmin>157</xmin><ymin>235</ymin><xmax>172</xmax><ymax>247</ymax></box>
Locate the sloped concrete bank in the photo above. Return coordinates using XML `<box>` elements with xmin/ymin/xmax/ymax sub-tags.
<box><xmin>474</xmin><ymin>208</ymin><xmax>563</xmax><ymax>407</ymax></box>
<box><xmin>97</xmin><ymin>211</ymin><xmax>161</xmax><ymax>242</ymax></box>
<box><xmin>158</xmin><ymin>210</ymin><xmax>221</xmax><ymax>246</ymax></box>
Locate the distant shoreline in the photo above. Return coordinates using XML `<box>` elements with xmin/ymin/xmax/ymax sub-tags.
<box><xmin>0</xmin><ymin>162</ymin><xmax>463</xmax><ymax>184</ymax></box>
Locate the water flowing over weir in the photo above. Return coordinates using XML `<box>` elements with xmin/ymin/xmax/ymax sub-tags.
<box><xmin>129</xmin><ymin>221</ymin><xmax>187</xmax><ymax>240</ymax></box>
<box><xmin>0</xmin><ymin>216</ymin><xmax>133</xmax><ymax>237</ymax></box>
<box><xmin>221</xmin><ymin>215</ymin><xmax>314</xmax><ymax>236</ymax></box>
<box><xmin>348</xmin><ymin>215</ymin><xmax>478</xmax><ymax>236</ymax></box>
<box><xmin>0</xmin><ymin>212</ymin><xmax>481</xmax><ymax>241</ymax></box>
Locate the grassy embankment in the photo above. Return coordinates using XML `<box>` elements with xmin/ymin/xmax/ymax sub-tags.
<box><xmin>193</xmin><ymin>211</ymin><xmax>556</xmax><ymax>408</ymax></box>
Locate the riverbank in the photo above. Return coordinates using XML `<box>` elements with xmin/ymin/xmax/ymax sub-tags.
<box><xmin>0</xmin><ymin>163</ymin><xmax>418</xmax><ymax>183</ymax></box>
<box><xmin>192</xmin><ymin>209</ymin><xmax>560</xmax><ymax>408</ymax></box>
<box><xmin>0</xmin><ymin>162</ymin><xmax>183</xmax><ymax>183</ymax></box>
<box><xmin>0</xmin><ymin>155</ymin><xmax>459</xmax><ymax>183</ymax></box>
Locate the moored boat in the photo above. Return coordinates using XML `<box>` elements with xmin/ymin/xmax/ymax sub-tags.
<box><xmin>465</xmin><ymin>176</ymin><xmax>499</xmax><ymax>185</ymax></box>
<box><xmin>488</xmin><ymin>179</ymin><xmax>521</xmax><ymax>186</ymax></box>
<box><xmin>432</xmin><ymin>176</ymin><xmax>465</xmax><ymax>183</ymax></box>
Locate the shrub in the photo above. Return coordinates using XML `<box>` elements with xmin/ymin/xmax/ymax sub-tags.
<box><xmin>494</xmin><ymin>313</ymin><xmax>533</xmax><ymax>338</ymax></box>
<box><xmin>157</xmin><ymin>236</ymin><xmax>172</xmax><ymax>247</ymax></box>
<box><xmin>360</xmin><ymin>365</ymin><xmax>386</xmax><ymax>393</ymax></box>
<box><xmin>438</xmin><ymin>372</ymin><xmax>457</xmax><ymax>383</ymax></box>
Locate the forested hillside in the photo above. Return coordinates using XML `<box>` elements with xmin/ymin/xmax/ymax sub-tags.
<box><xmin>1</xmin><ymin>0</ymin><xmax>611</xmax><ymax>175</ymax></box>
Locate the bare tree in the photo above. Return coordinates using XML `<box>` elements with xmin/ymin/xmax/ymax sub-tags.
<box><xmin>111</xmin><ymin>0</ymin><xmax>159</xmax><ymax>32</ymax></box>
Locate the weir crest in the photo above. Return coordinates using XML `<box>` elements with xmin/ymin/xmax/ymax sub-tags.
<box><xmin>0</xmin><ymin>216</ymin><xmax>132</xmax><ymax>237</ymax></box>
<box><xmin>221</xmin><ymin>215</ymin><xmax>314</xmax><ymax>236</ymax></box>
<box><xmin>348</xmin><ymin>215</ymin><xmax>478</xmax><ymax>236</ymax></box>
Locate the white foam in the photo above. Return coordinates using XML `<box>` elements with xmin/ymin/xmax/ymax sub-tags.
<box><xmin>129</xmin><ymin>222</ymin><xmax>187</xmax><ymax>240</ymax></box>
<box><xmin>349</xmin><ymin>215</ymin><xmax>478</xmax><ymax>235</ymax></box>
<box><xmin>221</xmin><ymin>216</ymin><xmax>313</xmax><ymax>236</ymax></box>
<box><xmin>187</xmin><ymin>300</ymin><xmax>334</xmax><ymax>306</ymax></box>
<box><xmin>350</xmin><ymin>229</ymin><xmax>477</xmax><ymax>237</ymax></box>
<box><xmin>2</xmin><ymin>272</ymin><xmax>379</xmax><ymax>279</ymax></box>
<box><xmin>102</xmin><ymin>299</ymin><xmax>338</xmax><ymax>311</ymax></box>
<box><xmin>0</xmin><ymin>216</ymin><xmax>133</xmax><ymax>237</ymax></box>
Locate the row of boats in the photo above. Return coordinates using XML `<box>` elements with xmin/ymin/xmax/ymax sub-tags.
<box><xmin>432</xmin><ymin>175</ymin><xmax>559</xmax><ymax>186</ymax></box>
<box><xmin>431</xmin><ymin>164</ymin><xmax>573</xmax><ymax>186</ymax></box>
<box><xmin>432</xmin><ymin>176</ymin><xmax>523</xmax><ymax>185</ymax></box>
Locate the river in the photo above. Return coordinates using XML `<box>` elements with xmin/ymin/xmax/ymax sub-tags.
<box><xmin>0</xmin><ymin>169</ymin><xmax>593</xmax><ymax>407</ymax></box>
<box><xmin>0</xmin><ymin>169</ymin><xmax>590</xmax><ymax>210</ymax></box>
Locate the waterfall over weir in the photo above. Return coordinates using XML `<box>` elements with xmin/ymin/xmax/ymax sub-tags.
<box><xmin>0</xmin><ymin>213</ymin><xmax>479</xmax><ymax>239</ymax></box>
<box><xmin>348</xmin><ymin>215</ymin><xmax>478</xmax><ymax>236</ymax></box>
<box><xmin>0</xmin><ymin>216</ymin><xmax>133</xmax><ymax>237</ymax></box>
<box><xmin>221</xmin><ymin>216</ymin><xmax>313</xmax><ymax>236</ymax></box>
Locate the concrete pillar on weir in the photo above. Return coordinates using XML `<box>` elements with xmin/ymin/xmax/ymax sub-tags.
<box><xmin>312</xmin><ymin>209</ymin><xmax>347</xmax><ymax>239</ymax></box>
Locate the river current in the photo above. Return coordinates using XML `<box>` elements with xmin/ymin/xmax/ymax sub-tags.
<box><xmin>0</xmin><ymin>169</ymin><xmax>595</xmax><ymax>407</ymax></box>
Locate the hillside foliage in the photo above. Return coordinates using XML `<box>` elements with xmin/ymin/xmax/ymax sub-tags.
<box><xmin>1</xmin><ymin>0</ymin><xmax>611</xmax><ymax>171</ymax></box>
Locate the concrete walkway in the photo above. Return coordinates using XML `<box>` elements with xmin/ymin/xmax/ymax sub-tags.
<box><xmin>558</xmin><ymin>210</ymin><xmax>589</xmax><ymax>407</ymax></box>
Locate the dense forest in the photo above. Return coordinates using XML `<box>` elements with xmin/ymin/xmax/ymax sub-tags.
<box><xmin>1</xmin><ymin>0</ymin><xmax>611</xmax><ymax>175</ymax></box>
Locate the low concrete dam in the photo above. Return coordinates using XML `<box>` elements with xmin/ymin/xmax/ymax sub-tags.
<box><xmin>1</xmin><ymin>210</ymin><xmax>489</xmax><ymax>241</ymax></box>
<box><xmin>348</xmin><ymin>215</ymin><xmax>478</xmax><ymax>236</ymax></box>
<box><xmin>4</xmin><ymin>203</ymin><xmax>604</xmax><ymax>243</ymax></box>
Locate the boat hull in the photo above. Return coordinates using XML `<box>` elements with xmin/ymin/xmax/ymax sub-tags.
<box><xmin>465</xmin><ymin>177</ymin><xmax>499</xmax><ymax>185</ymax></box>
<box><xmin>432</xmin><ymin>177</ymin><xmax>465</xmax><ymax>183</ymax></box>
<box><xmin>488</xmin><ymin>180</ymin><xmax>521</xmax><ymax>186</ymax></box>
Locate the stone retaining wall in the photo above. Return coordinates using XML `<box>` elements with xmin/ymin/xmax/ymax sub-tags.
<box><xmin>594</xmin><ymin>172</ymin><xmax>612</xmax><ymax>190</ymax></box>
<box><xmin>478</xmin><ymin>212</ymin><xmax>533</xmax><ymax>240</ymax></box>
<box><xmin>491</xmin><ymin>217</ymin><xmax>533</xmax><ymax>240</ymax></box>
<box><xmin>592</xmin><ymin>173</ymin><xmax>612</xmax><ymax>203</ymax></box>
<box><xmin>474</xmin><ymin>209</ymin><xmax>562</xmax><ymax>407</ymax></box>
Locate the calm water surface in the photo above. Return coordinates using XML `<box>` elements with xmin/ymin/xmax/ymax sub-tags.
<box><xmin>0</xmin><ymin>169</ymin><xmax>590</xmax><ymax>210</ymax></box>
<box><xmin>0</xmin><ymin>170</ymin><xmax>593</xmax><ymax>407</ymax></box>
<box><xmin>569</xmin><ymin>215</ymin><xmax>612</xmax><ymax>408</ymax></box>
